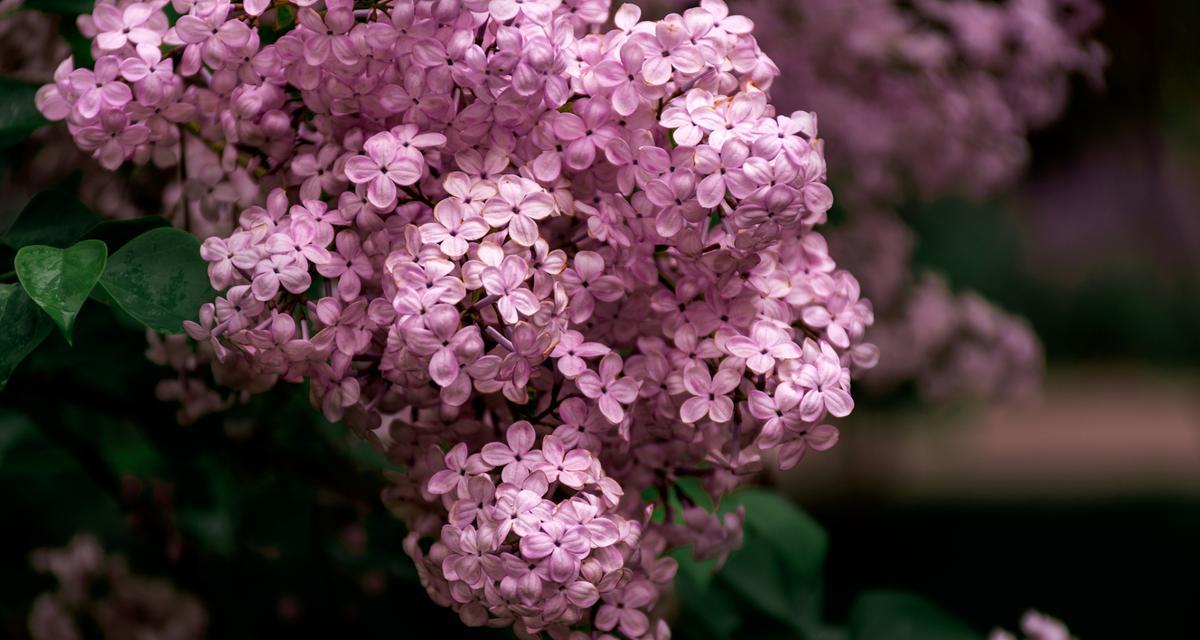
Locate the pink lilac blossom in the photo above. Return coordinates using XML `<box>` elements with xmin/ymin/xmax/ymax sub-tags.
<box><xmin>40</xmin><ymin>0</ymin><xmax>878</xmax><ymax>634</ymax></box>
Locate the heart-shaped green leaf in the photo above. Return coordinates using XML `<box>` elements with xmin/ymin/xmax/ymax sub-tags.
<box><xmin>14</xmin><ymin>239</ymin><xmax>108</xmax><ymax>343</ymax></box>
<box><xmin>0</xmin><ymin>283</ymin><xmax>54</xmax><ymax>391</ymax></box>
<box><xmin>99</xmin><ymin>227</ymin><xmax>216</xmax><ymax>334</ymax></box>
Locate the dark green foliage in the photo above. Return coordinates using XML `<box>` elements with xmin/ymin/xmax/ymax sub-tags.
<box><xmin>0</xmin><ymin>77</ymin><xmax>47</xmax><ymax>148</ymax></box>
<box><xmin>98</xmin><ymin>227</ymin><xmax>216</xmax><ymax>334</ymax></box>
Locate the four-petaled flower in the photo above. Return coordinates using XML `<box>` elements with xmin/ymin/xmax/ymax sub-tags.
<box><xmin>344</xmin><ymin>132</ymin><xmax>424</xmax><ymax>210</ymax></box>
<box><xmin>575</xmin><ymin>353</ymin><xmax>640</xmax><ymax>424</ymax></box>
<box><xmin>428</xmin><ymin>443</ymin><xmax>491</xmax><ymax>498</ymax></box>
<box><xmin>680</xmin><ymin>363</ymin><xmax>742</xmax><ymax>423</ymax></box>
<box><xmin>480</xmin><ymin>421</ymin><xmax>544</xmax><ymax>484</ymax></box>
<box><xmin>724</xmin><ymin>321</ymin><xmax>802</xmax><ymax>375</ymax></box>
<box><xmin>481</xmin><ymin>175</ymin><xmax>557</xmax><ymax>247</ymax></box>
<box><xmin>420</xmin><ymin>199</ymin><xmax>490</xmax><ymax>258</ymax></box>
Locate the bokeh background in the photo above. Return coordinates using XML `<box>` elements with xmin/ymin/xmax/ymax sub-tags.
<box><xmin>784</xmin><ymin>2</ymin><xmax>1200</xmax><ymax>637</ymax></box>
<box><xmin>1</xmin><ymin>0</ymin><xmax>1198</xmax><ymax>638</ymax></box>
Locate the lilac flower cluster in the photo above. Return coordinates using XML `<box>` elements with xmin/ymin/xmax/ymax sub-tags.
<box><xmin>37</xmin><ymin>0</ymin><xmax>877</xmax><ymax>633</ymax></box>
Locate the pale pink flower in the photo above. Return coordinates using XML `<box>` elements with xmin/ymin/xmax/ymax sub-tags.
<box><xmin>561</xmin><ymin>251</ymin><xmax>624</xmax><ymax>323</ymax></box>
<box><xmin>93</xmin><ymin>3</ymin><xmax>161</xmax><ymax>51</ymax></box>
<box><xmin>173</xmin><ymin>4</ymin><xmax>251</xmax><ymax>73</ymax></box>
<box><xmin>428</xmin><ymin>443</ymin><xmax>491</xmax><ymax>497</ymax></box>
<box><xmin>480</xmin><ymin>256</ymin><xmax>540</xmax><ymax>325</ymax></box>
<box><xmin>595</xmin><ymin>581</ymin><xmax>655</xmax><ymax>637</ymax></box>
<box><xmin>777</xmin><ymin>424</ymin><xmax>840</xmax><ymax>470</ymax></box>
<box><xmin>747</xmin><ymin>385</ymin><xmax>802</xmax><ymax>449</ymax></box>
<box><xmin>420</xmin><ymin>199</ymin><xmax>489</xmax><ymax>258</ymax></box>
<box><xmin>480</xmin><ymin>421</ymin><xmax>544</xmax><ymax>484</ymax></box>
<box><xmin>680</xmin><ymin>364</ymin><xmax>741</xmax><ymax>423</ymax></box>
<box><xmin>533</xmin><ymin>435</ymin><xmax>593</xmax><ymax>489</ymax></box>
<box><xmin>520</xmin><ymin>519</ymin><xmax>590</xmax><ymax>583</ymax></box>
<box><xmin>68</xmin><ymin>56</ymin><xmax>131</xmax><ymax>119</ymax></box>
<box><xmin>575</xmin><ymin>353</ymin><xmax>639</xmax><ymax>424</ymax></box>
<box><xmin>344</xmin><ymin>132</ymin><xmax>424</xmax><ymax>210</ymax></box>
<box><xmin>724</xmin><ymin>321</ymin><xmax>801</xmax><ymax>374</ymax></box>
<box><xmin>550</xmin><ymin>330</ymin><xmax>610</xmax><ymax>379</ymax></box>
<box><xmin>481</xmin><ymin>176</ymin><xmax>556</xmax><ymax>247</ymax></box>
<box><xmin>406</xmin><ymin>305</ymin><xmax>482</xmax><ymax>386</ymax></box>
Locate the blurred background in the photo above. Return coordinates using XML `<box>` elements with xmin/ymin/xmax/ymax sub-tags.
<box><xmin>1</xmin><ymin>0</ymin><xmax>1198</xmax><ymax>638</ymax></box>
<box><xmin>775</xmin><ymin>1</ymin><xmax>1200</xmax><ymax>637</ymax></box>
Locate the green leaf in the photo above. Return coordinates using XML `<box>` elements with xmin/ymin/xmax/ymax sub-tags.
<box><xmin>697</xmin><ymin>489</ymin><xmax>830</xmax><ymax>636</ymax></box>
<box><xmin>14</xmin><ymin>240</ymin><xmax>107</xmax><ymax>343</ymax></box>
<box><xmin>674</xmin><ymin>559</ymin><xmax>743</xmax><ymax>640</ymax></box>
<box><xmin>0</xmin><ymin>284</ymin><xmax>54</xmax><ymax>390</ymax></box>
<box><xmin>101</xmin><ymin>438</ymin><xmax>165</xmax><ymax>476</ymax></box>
<box><xmin>675</xmin><ymin>475</ymin><xmax>713</xmax><ymax>511</ymax></box>
<box><xmin>0</xmin><ymin>76</ymin><xmax>47</xmax><ymax>148</ymax></box>
<box><xmin>850</xmin><ymin>591</ymin><xmax>981</xmax><ymax>640</ymax></box>
<box><xmin>83</xmin><ymin>215</ymin><xmax>169</xmax><ymax>252</ymax></box>
<box><xmin>718</xmin><ymin>540</ymin><xmax>806</xmax><ymax>633</ymax></box>
<box><xmin>98</xmin><ymin>227</ymin><xmax>216</xmax><ymax>334</ymax></box>
<box><xmin>2</xmin><ymin>189</ymin><xmax>100</xmax><ymax>249</ymax></box>
<box><xmin>260</xmin><ymin>4</ymin><xmax>296</xmax><ymax>44</ymax></box>
<box><xmin>87</xmin><ymin>281</ymin><xmax>118</xmax><ymax>306</ymax></box>
<box><xmin>724</xmin><ymin>488</ymin><xmax>828</xmax><ymax>578</ymax></box>
<box><xmin>670</xmin><ymin>546</ymin><xmax>720</xmax><ymax>590</ymax></box>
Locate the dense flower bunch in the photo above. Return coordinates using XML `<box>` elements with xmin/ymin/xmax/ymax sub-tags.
<box><xmin>37</xmin><ymin>0</ymin><xmax>877</xmax><ymax>633</ymax></box>
<box><xmin>27</xmin><ymin>534</ymin><xmax>207</xmax><ymax>640</ymax></box>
